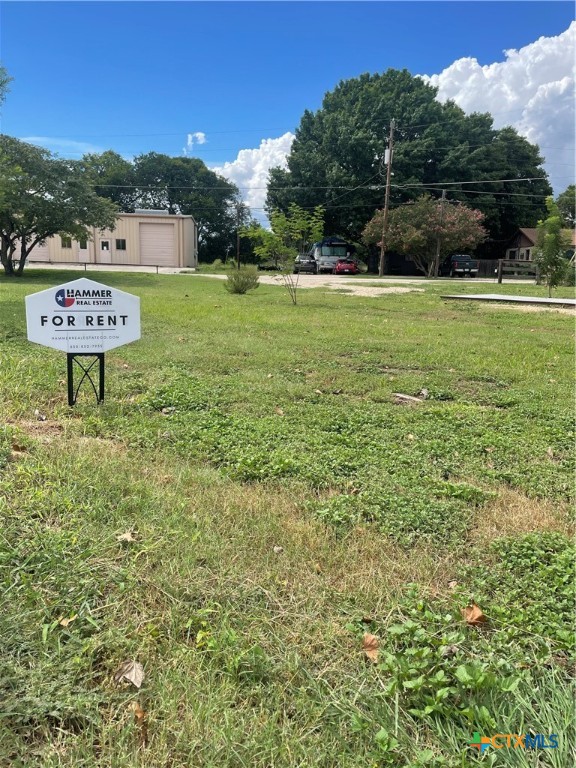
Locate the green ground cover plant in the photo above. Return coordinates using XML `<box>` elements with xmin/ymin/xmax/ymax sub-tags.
<box><xmin>0</xmin><ymin>270</ymin><xmax>574</xmax><ymax>766</ymax></box>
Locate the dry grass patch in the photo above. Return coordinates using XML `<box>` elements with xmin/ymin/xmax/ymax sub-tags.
<box><xmin>478</xmin><ymin>302</ymin><xmax>575</xmax><ymax>315</ymax></box>
<box><xmin>470</xmin><ymin>486</ymin><xmax>573</xmax><ymax>544</ymax></box>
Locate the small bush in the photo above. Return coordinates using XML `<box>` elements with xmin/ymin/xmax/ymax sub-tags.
<box><xmin>224</xmin><ymin>266</ymin><xmax>260</xmax><ymax>294</ymax></box>
<box><xmin>561</xmin><ymin>259</ymin><xmax>575</xmax><ymax>286</ymax></box>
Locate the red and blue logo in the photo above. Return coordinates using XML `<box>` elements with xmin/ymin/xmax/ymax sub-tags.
<box><xmin>55</xmin><ymin>289</ymin><xmax>75</xmax><ymax>308</ymax></box>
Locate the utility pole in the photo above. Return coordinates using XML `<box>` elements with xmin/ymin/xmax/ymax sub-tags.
<box><xmin>432</xmin><ymin>190</ymin><xmax>447</xmax><ymax>278</ymax></box>
<box><xmin>378</xmin><ymin>119</ymin><xmax>395</xmax><ymax>277</ymax></box>
<box><xmin>236</xmin><ymin>204</ymin><xmax>241</xmax><ymax>270</ymax></box>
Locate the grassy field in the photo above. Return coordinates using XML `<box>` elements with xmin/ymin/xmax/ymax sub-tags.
<box><xmin>1</xmin><ymin>270</ymin><xmax>574</xmax><ymax>767</ymax></box>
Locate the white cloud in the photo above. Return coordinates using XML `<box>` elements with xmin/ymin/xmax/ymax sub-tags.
<box><xmin>183</xmin><ymin>131</ymin><xmax>207</xmax><ymax>155</ymax></box>
<box><xmin>213</xmin><ymin>25</ymin><xmax>575</xmax><ymax>224</ymax></box>
<box><xmin>211</xmin><ymin>132</ymin><xmax>295</xmax><ymax>225</ymax></box>
<box><xmin>20</xmin><ymin>136</ymin><xmax>105</xmax><ymax>156</ymax></box>
<box><xmin>421</xmin><ymin>22</ymin><xmax>576</xmax><ymax>193</ymax></box>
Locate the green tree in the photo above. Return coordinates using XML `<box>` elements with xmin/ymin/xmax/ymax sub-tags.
<box><xmin>267</xmin><ymin>69</ymin><xmax>550</xmax><ymax>264</ymax></box>
<box><xmin>80</xmin><ymin>150</ymin><xmax>138</xmax><ymax>212</ymax></box>
<box><xmin>0</xmin><ymin>136</ymin><xmax>118</xmax><ymax>276</ymax></box>
<box><xmin>363</xmin><ymin>195</ymin><xmax>486</xmax><ymax>277</ymax></box>
<box><xmin>242</xmin><ymin>204</ymin><xmax>324</xmax><ymax>303</ymax></box>
<box><xmin>533</xmin><ymin>197</ymin><xmax>572</xmax><ymax>297</ymax></box>
<box><xmin>0</xmin><ymin>64</ymin><xmax>11</xmax><ymax>106</ymax></box>
<box><xmin>556</xmin><ymin>185</ymin><xmax>575</xmax><ymax>228</ymax></box>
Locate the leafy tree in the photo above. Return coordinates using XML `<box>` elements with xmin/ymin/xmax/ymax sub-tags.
<box><xmin>267</xmin><ymin>69</ymin><xmax>550</xmax><ymax>264</ymax></box>
<box><xmin>0</xmin><ymin>136</ymin><xmax>118</xmax><ymax>276</ymax></box>
<box><xmin>239</xmin><ymin>222</ymin><xmax>286</xmax><ymax>268</ymax></box>
<box><xmin>533</xmin><ymin>197</ymin><xmax>572</xmax><ymax>297</ymax></box>
<box><xmin>556</xmin><ymin>185</ymin><xmax>575</xmax><ymax>228</ymax></box>
<box><xmin>0</xmin><ymin>64</ymin><xmax>11</xmax><ymax>106</ymax></box>
<box><xmin>242</xmin><ymin>204</ymin><xmax>324</xmax><ymax>303</ymax></box>
<box><xmin>363</xmin><ymin>195</ymin><xmax>486</xmax><ymax>277</ymax></box>
<box><xmin>80</xmin><ymin>151</ymin><xmax>138</xmax><ymax>212</ymax></box>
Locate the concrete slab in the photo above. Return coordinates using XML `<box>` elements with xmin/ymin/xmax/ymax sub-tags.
<box><xmin>442</xmin><ymin>293</ymin><xmax>575</xmax><ymax>308</ymax></box>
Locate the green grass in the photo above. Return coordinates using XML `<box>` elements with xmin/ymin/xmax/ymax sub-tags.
<box><xmin>0</xmin><ymin>269</ymin><xmax>574</xmax><ymax>767</ymax></box>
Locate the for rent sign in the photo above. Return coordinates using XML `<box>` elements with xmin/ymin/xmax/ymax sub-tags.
<box><xmin>25</xmin><ymin>278</ymin><xmax>140</xmax><ymax>353</ymax></box>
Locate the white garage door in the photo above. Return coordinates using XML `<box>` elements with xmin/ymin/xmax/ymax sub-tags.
<box><xmin>139</xmin><ymin>223</ymin><xmax>176</xmax><ymax>266</ymax></box>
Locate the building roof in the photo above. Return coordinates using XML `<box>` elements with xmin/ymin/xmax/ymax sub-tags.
<box><xmin>518</xmin><ymin>227</ymin><xmax>538</xmax><ymax>244</ymax></box>
<box><xmin>518</xmin><ymin>227</ymin><xmax>576</xmax><ymax>246</ymax></box>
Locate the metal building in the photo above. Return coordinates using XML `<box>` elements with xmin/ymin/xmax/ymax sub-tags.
<box><xmin>28</xmin><ymin>211</ymin><xmax>198</xmax><ymax>269</ymax></box>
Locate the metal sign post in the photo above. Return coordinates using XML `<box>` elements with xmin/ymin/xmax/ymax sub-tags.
<box><xmin>26</xmin><ymin>278</ymin><xmax>140</xmax><ymax>406</ymax></box>
<box><xmin>67</xmin><ymin>353</ymin><xmax>105</xmax><ymax>406</ymax></box>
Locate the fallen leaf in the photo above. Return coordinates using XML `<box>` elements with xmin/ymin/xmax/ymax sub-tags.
<box><xmin>273</xmin><ymin>545</ymin><xmax>284</xmax><ymax>554</ymax></box>
<box><xmin>546</xmin><ymin>447</ymin><xmax>554</xmax><ymax>459</ymax></box>
<box><xmin>314</xmin><ymin>389</ymin><xmax>323</xmax><ymax>395</ymax></box>
<box><xmin>122</xmin><ymin>363</ymin><xmax>129</xmax><ymax>369</ymax></box>
<box><xmin>117</xmin><ymin>531</ymin><xmax>136</xmax><ymax>543</ymax></box>
<box><xmin>407</xmin><ymin>434</ymin><xmax>415</xmax><ymax>441</ymax></box>
<box><xmin>131</xmin><ymin>701</ymin><xmax>148</xmax><ymax>745</ymax></box>
<box><xmin>274</xmin><ymin>407</ymin><xmax>284</xmax><ymax>416</ymax></box>
<box><xmin>362</xmin><ymin>633</ymin><xmax>379</xmax><ymax>663</ymax></box>
<box><xmin>447</xmin><ymin>580</ymin><xmax>458</xmax><ymax>590</ymax></box>
<box><xmin>114</xmin><ymin>660</ymin><xmax>145</xmax><ymax>689</ymax></box>
<box><xmin>267</xmin><ymin>373</ymin><xmax>273</xmax><ymax>379</ymax></box>
<box><xmin>34</xmin><ymin>409</ymin><xmax>47</xmax><ymax>421</ymax></box>
<box><xmin>178</xmin><ymin>336</ymin><xmax>186</xmax><ymax>342</ymax></box>
<box><xmin>419</xmin><ymin>388</ymin><xmax>429</xmax><ymax>400</ymax></box>
<box><xmin>132</xmin><ymin>701</ymin><xmax>146</xmax><ymax>722</ymax></box>
<box><xmin>161</xmin><ymin>406</ymin><xmax>175</xmax><ymax>415</ymax></box>
<box><xmin>332</xmin><ymin>389</ymin><xmax>343</xmax><ymax>395</ymax></box>
<box><xmin>440</xmin><ymin>644</ymin><xmax>459</xmax><ymax>657</ymax></box>
<box><xmin>59</xmin><ymin>614</ymin><xmax>77</xmax><ymax>627</ymax></box>
<box><xmin>392</xmin><ymin>393</ymin><xmax>423</xmax><ymax>405</ymax></box>
<box><xmin>462</xmin><ymin>603</ymin><xmax>487</xmax><ymax>626</ymax></box>
<box><xmin>314</xmin><ymin>562</ymin><xmax>322</xmax><ymax>574</ymax></box>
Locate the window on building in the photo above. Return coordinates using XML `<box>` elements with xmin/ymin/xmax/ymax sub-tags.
<box><xmin>79</xmin><ymin>238</ymin><xmax>88</xmax><ymax>249</ymax></box>
<box><xmin>508</xmin><ymin>249</ymin><xmax>517</xmax><ymax>260</ymax></box>
<box><xmin>525</xmin><ymin>249</ymin><xmax>531</xmax><ymax>261</ymax></box>
<box><xmin>116</xmin><ymin>239</ymin><xmax>127</xmax><ymax>251</ymax></box>
<box><xmin>61</xmin><ymin>236</ymin><xmax>72</xmax><ymax>249</ymax></box>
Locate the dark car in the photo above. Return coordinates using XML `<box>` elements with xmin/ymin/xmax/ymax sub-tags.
<box><xmin>441</xmin><ymin>254</ymin><xmax>479</xmax><ymax>277</ymax></box>
<box><xmin>293</xmin><ymin>254</ymin><xmax>318</xmax><ymax>274</ymax></box>
<box><xmin>333</xmin><ymin>258</ymin><xmax>359</xmax><ymax>275</ymax></box>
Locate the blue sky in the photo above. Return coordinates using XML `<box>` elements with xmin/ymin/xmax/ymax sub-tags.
<box><xmin>1</xmin><ymin>1</ymin><xmax>574</xmax><ymax>214</ymax></box>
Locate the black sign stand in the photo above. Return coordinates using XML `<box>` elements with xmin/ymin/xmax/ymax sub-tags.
<box><xmin>67</xmin><ymin>353</ymin><xmax>105</xmax><ymax>406</ymax></box>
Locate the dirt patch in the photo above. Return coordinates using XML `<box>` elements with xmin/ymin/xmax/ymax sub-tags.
<box><xmin>479</xmin><ymin>303</ymin><xmax>574</xmax><ymax>315</ymax></box>
<box><xmin>332</xmin><ymin>285</ymin><xmax>425</xmax><ymax>297</ymax></box>
<box><xmin>470</xmin><ymin>487</ymin><xmax>572</xmax><ymax>543</ymax></box>
<box><xmin>6</xmin><ymin>419</ymin><xmax>64</xmax><ymax>442</ymax></box>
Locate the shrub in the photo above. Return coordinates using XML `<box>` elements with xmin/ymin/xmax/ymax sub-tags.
<box><xmin>562</xmin><ymin>258</ymin><xmax>575</xmax><ymax>286</ymax></box>
<box><xmin>224</xmin><ymin>266</ymin><xmax>260</xmax><ymax>294</ymax></box>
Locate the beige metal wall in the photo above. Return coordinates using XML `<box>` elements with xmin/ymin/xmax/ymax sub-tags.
<box><xmin>27</xmin><ymin>214</ymin><xmax>197</xmax><ymax>268</ymax></box>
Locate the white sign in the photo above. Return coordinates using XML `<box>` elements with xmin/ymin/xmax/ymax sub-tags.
<box><xmin>26</xmin><ymin>278</ymin><xmax>140</xmax><ymax>353</ymax></box>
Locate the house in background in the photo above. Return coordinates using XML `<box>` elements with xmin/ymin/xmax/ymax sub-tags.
<box><xmin>28</xmin><ymin>211</ymin><xmax>198</xmax><ymax>269</ymax></box>
<box><xmin>505</xmin><ymin>227</ymin><xmax>576</xmax><ymax>261</ymax></box>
